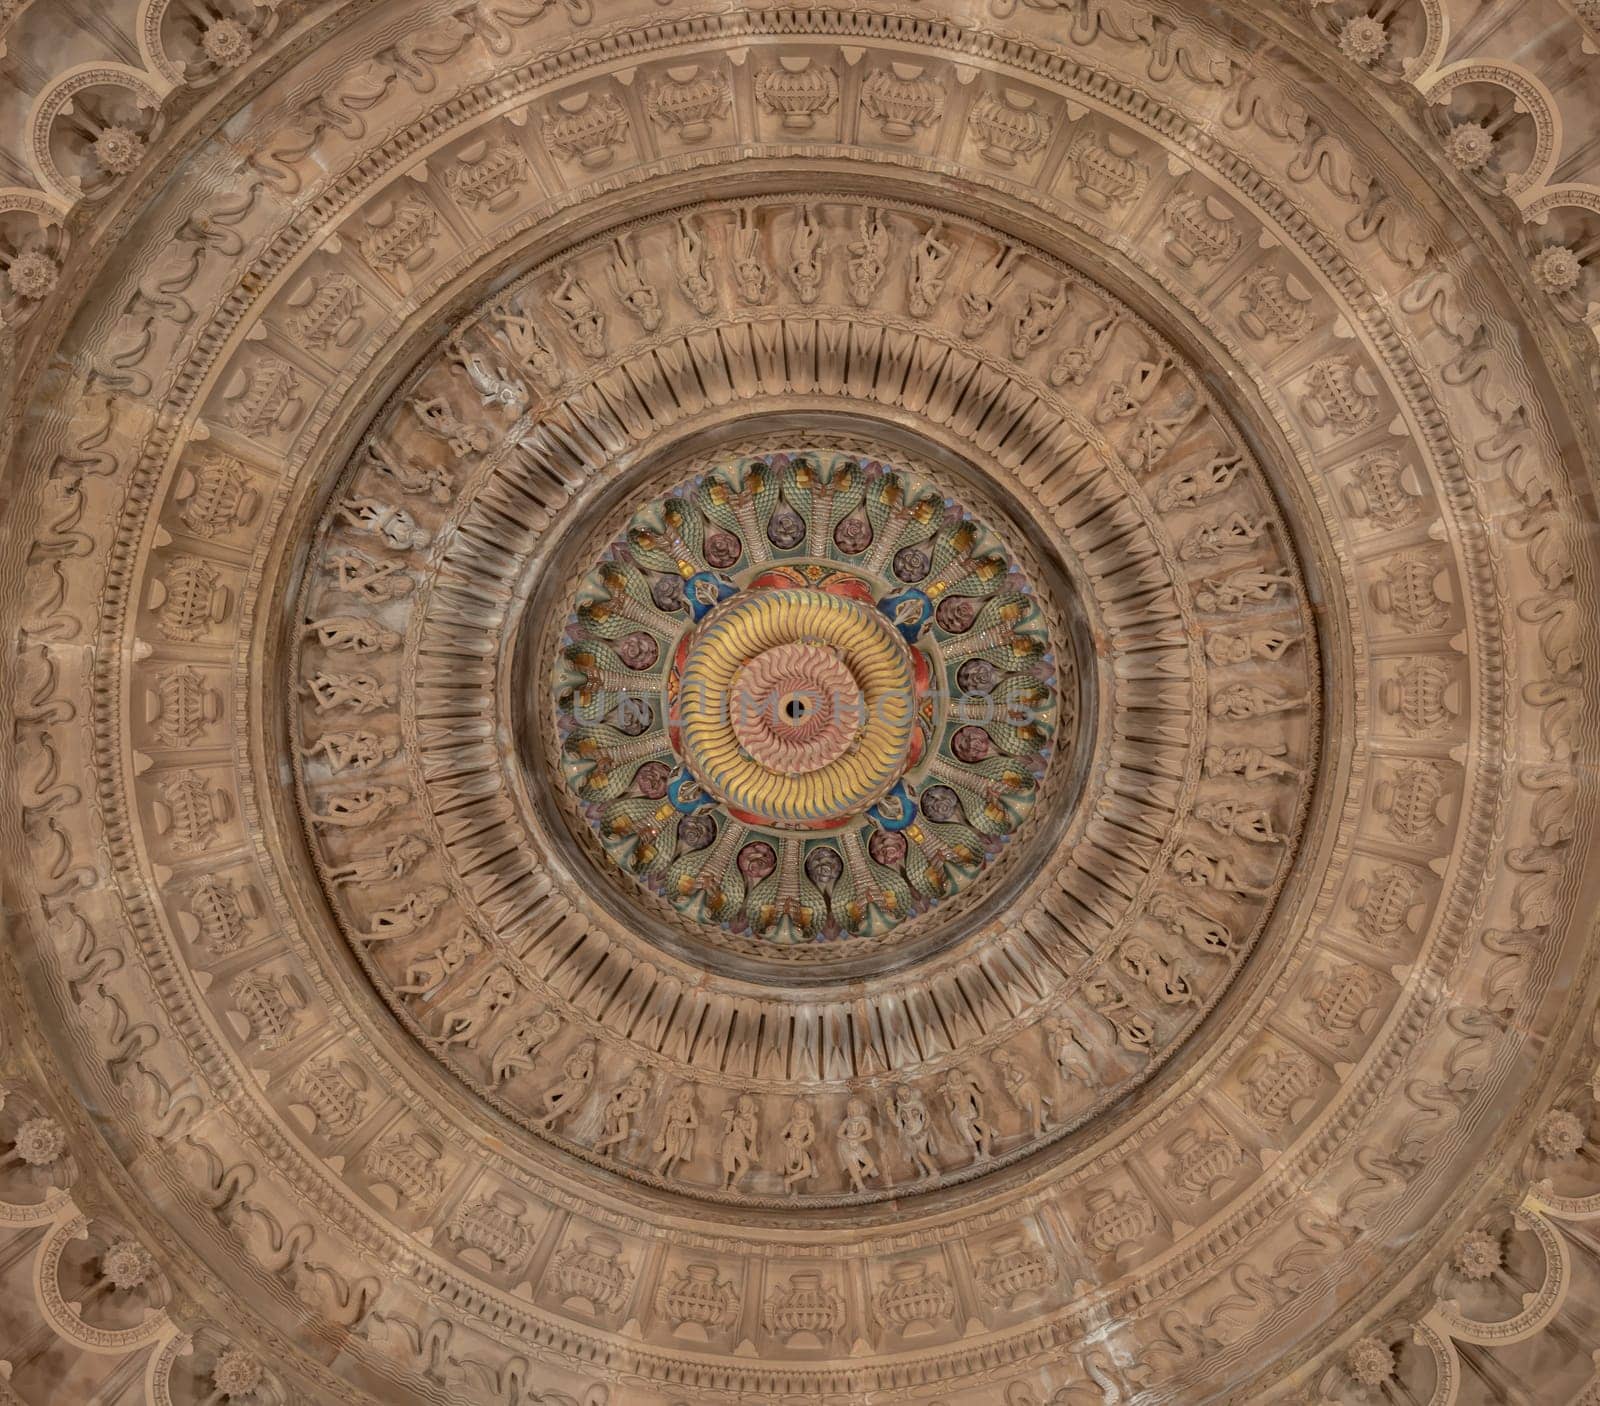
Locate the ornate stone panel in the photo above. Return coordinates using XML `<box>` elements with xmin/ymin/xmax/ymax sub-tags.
<box><xmin>0</xmin><ymin>2</ymin><xmax>1596</xmax><ymax>1404</ymax></box>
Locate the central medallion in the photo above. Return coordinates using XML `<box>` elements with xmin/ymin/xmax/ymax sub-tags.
<box><xmin>554</xmin><ymin>449</ymin><xmax>1061</xmax><ymax>947</ymax></box>
<box><xmin>729</xmin><ymin>639</ymin><xmax>866</xmax><ymax>776</ymax></box>
<box><xmin>677</xmin><ymin>580</ymin><xmax>920</xmax><ymax>826</ymax></box>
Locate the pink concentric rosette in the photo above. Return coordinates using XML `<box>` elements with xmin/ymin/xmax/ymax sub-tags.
<box><xmin>730</xmin><ymin>642</ymin><xmax>865</xmax><ymax>773</ymax></box>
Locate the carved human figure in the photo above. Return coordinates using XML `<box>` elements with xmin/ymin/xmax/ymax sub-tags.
<box><xmin>445</xmin><ymin>335</ymin><xmax>527</xmax><ymax>412</ymax></box>
<box><xmin>396</xmin><ymin>927</ymin><xmax>483</xmax><ymax>996</ymax></box>
<box><xmin>1011</xmin><ymin>282</ymin><xmax>1068</xmax><ymax>360</ymax></box>
<box><xmin>537</xmin><ymin>1040</ymin><xmax>597</xmax><ymax>1130</ymax></box>
<box><xmin>1203</xmin><ymin>742</ymin><xmax>1300</xmax><ymax>782</ymax></box>
<box><xmin>1046</xmin><ymin>1018</ymin><xmax>1097</xmax><ymax>1089</ymax></box>
<box><xmin>325</xmin><ymin>548</ymin><xmax>413</xmax><ymax>602</ymax></box>
<box><xmin>1119</xmin><ymin>937</ymin><xmax>1198</xmax><ymax>1007</ymax></box>
<box><xmin>732</xmin><ymin>204</ymin><xmax>770</xmax><ymax>305</ymax></box>
<box><xmin>303</xmin><ymin>730</ymin><xmax>399</xmax><ymax>772</ymax></box>
<box><xmin>1049</xmin><ymin>308</ymin><xmax>1124</xmax><ymax>387</ymax></box>
<box><xmin>1195</xmin><ymin>798</ymin><xmax>1285</xmax><ymax>845</ymax></box>
<box><xmin>1209</xmin><ymin>683</ymin><xmax>1307</xmax><ymax>720</ymax></box>
<box><xmin>326</xmin><ymin>834</ymin><xmax>429</xmax><ymax>886</ymax></box>
<box><xmin>1094</xmin><ymin>353</ymin><xmax>1174</xmax><ymax>423</ymax></box>
<box><xmin>1149</xmin><ymin>892</ymin><xmax>1235</xmax><ymax>960</ymax></box>
<box><xmin>1084</xmin><ymin>977</ymin><xmax>1157</xmax><ymax>1055</ymax></box>
<box><xmin>907</xmin><ymin>220</ymin><xmax>955</xmax><ymax>316</ymax></box>
<box><xmin>606</xmin><ymin>234</ymin><xmax>663</xmax><ymax>331</ymax></box>
<box><xmin>1171</xmin><ymin>843</ymin><xmax>1269</xmax><ymax>896</ymax></box>
<box><xmin>959</xmin><ymin>242</ymin><xmax>1019</xmax><ymax>336</ymax></box>
<box><xmin>409</xmin><ymin>395</ymin><xmax>491</xmax><ymax>456</ymax></box>
<box><xmin>942</xmin><ymin>1066</ymin><xmax>995</xmax><ymax>1161</ymax></box>
<box><xmin>673</xmin><ymin>215</ymin><xmax>717</xmax><ymax>315</ymax></box>
<box><xmin>889</xmin><ymin>1083</ymin><xmax>940</xmax><ymax>1179</ymax></box>
<box><xmin>779</xmin><ymin>1097</ymin><xmax>818</xmax><ymax>1193</ymax></box>
<box><xmin>1204</xmin><ymin>626</ymin><xmax>1300</xmax><ymax>665</ymax></box>
<box><xmin>992</xmin><ymin>1048</ymin><xmax>1052</xmax><ymax>1136</ymax></box>
<box><xmin>304</xmin><ymin>615</ymin><xmax>401</xmax><ymax>653</ymax></box>
<box><xmin>548</xmin><ymin>265</ymin><xmax>606</xmax><ymax>357</ymax></box>
<box><xmin>368</xmin><ymin>440</ymin><xmax>452</xmax><ymax>502</ymax></box>
<box><xmin>439</xmin><ymin>966</ymin><xmax>519</xmax><ymax>1047</ymax></box>
<box><xmin>654</xmin><ymin>1083</ymin><xmax>699</xmax><ymax>1178</ymax></box>
<box><xmin>596</xmin><ymin>1067</ymin><xmax>653</xmax><ymax>1154</ymax></box>
<box><xmin>1179</xmin><ymin>510</ymin><xmax>1265</xmax><ymax>561</ymax></box>
<box><xmin>311</xmin><ymin>783</ymin><xmax>408</xmax><ymax>829</ymax></box>
<box><xmin>488</xmin><ymin>297</ymin><xmax>564</xmax><ymax>390</ymax></box>
<box><xmin>837</xmin><ymin>1098</ymin><xmax>880</xmax><ymax>1191</ymax></box>
<box><xmin>1154</xmin><ymin>449</ymin><xmax>1241</xmax><ymax>511</ymax></box>
<box><xmin>490</xmin><ymin>1008</ymin><xmax>562</xmax><ymax>1082</ymax></box>
<box><xmin>847</xmin><ymin>205</ymin><xmax>890</xmax><ymax>307</ymax></box>
<box><xmin>359</xmin><ymin>884</ymin><xmax>448</xmax><ymax>942</ymax></box>
<box><xmin>303</xmin><ymin>671</ymin><xmax>395</xmax><ymax>714</ymax></box>
<box><xmin>785</xmin><ymin>202</ymin><xmax>825</xmax><ymax>304</ymax></box>
<box><xmin>1192</xmin><ymin>566</ymin><xmax>1293</xmax><ymax>613</ymax></box>
<box><xmin>719</xmin><ymin>1093</ymin><xmax>759</xmax><ymax>1190</ymax></box>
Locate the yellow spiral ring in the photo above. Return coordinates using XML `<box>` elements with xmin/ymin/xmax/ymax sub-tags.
<box><xmin>679</xmin><ymin>588</ymin><xmax>916</xmax><ymax>826</ymax></box>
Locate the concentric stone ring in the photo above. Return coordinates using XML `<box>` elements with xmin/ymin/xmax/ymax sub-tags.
<box><xmin>682</xmin><ymin>586</ymin><xmax>914</xmax><ymax>825</ymax></box>
<box><xmin>10</xmin><ymin>0</ymin><xmax>1595</xmax><ymax>1384</ymax></box>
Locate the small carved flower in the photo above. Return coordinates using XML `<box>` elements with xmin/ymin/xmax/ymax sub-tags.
<box><xmin>1451</xmin><ymin>1228</ymin><xmax>1501</xmax><ymax>1281</ymax></box>
<box><xmin>102</xmin><ymin>1238</ymin><xmax>157</xmax><ymax>1290</ymax></box>
<box><xmin>1443</xmin><ymin>122</ymin><xmax>1494</xmax><ymax>172</ymax></box>
<box><xmin>1535</xmin><ymin>1107</ymin><xmax>1586</xmax><ymax>1158</ymax></box>
<box><xmin>201</xmin><ymin>19</ymin><xmax>254</xmax><ymax>68</ymax></box>
<box><xmin>1530</xmin><ymin>244</ymin><xmax>1583</xmax><ymax>295</ymax></box>
<box><xmin>212</xmin><ymin>1346</ymin><xmax>264</xmax><ymax>1399</ymax></box>
<box><xmin>93</xmin><ymin>125</ymin><xmax>146</xmax><ymax>176</ymax></box>
<box><xmin>1344</xmin><ymin>1336</ymin><xmax>1396</xmax><ymax>1388</ymax></box>
<box><xmin>7</xmin><ymin>248</ymin><xmax>59</xmax><ymax>301</ymax></box>
<box><xmin>1338</xmin><ymin>16</ymin><xmax>1388</xmax><ymax>65</ymax></box>
<box><xmin>13</xmin><ymin>1115</ymin><xmax>67</xmax><ymax>1166</ymax></box>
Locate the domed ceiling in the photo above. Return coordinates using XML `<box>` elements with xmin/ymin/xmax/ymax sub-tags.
<box><xmin>1</xmin><ymin>1</ymin><xmax>1599</xmax><ymax>1403</ymax></box>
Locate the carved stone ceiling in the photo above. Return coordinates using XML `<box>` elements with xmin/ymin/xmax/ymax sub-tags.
<box><xmin>2</xmin><ymin>1</ymin><xmax>1599</xmax><ymax>1404</ymax></box>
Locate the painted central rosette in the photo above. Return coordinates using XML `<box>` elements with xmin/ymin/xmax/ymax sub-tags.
<box><xmin>554</xmin><ymin>450</ymin><xmax>1060</xmax><ymax>947</ymax></box>
<box><xmin>675</xmin><ymin>580</ymin><xmax>922</xmax><ymax>826</ymax></box>
<box><xmin>730</xmin><ymin>641</ymin><xmax>865</xmax><ymax>774</ymax></box>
